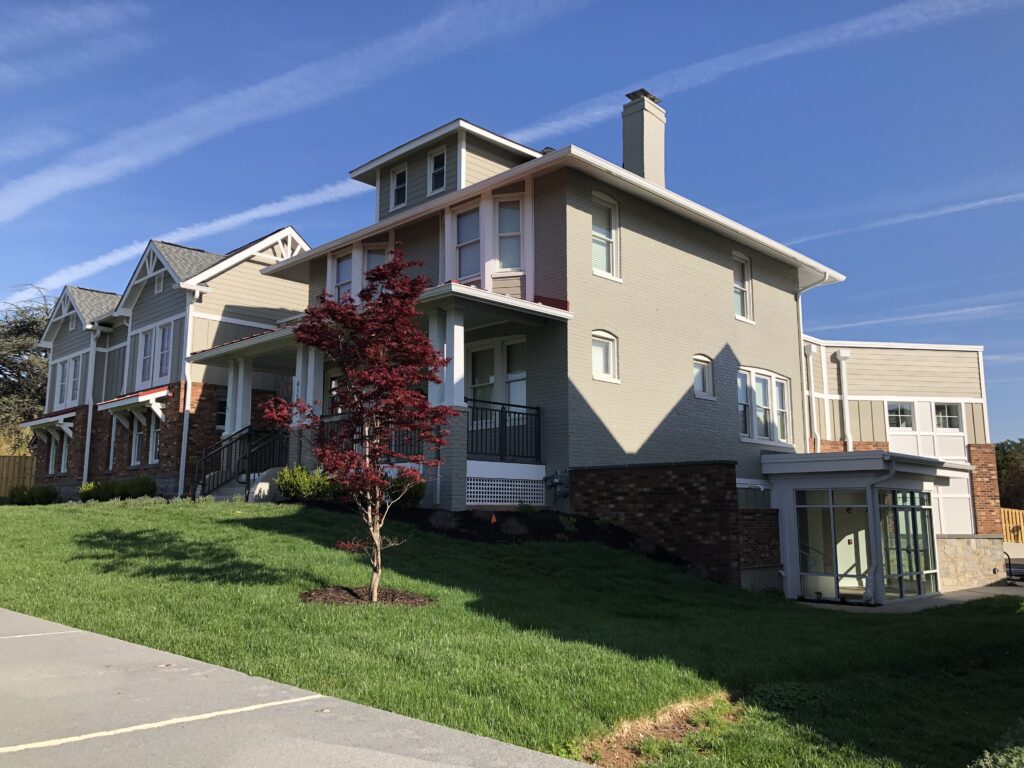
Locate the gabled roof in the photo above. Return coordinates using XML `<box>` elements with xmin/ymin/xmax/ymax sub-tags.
<box><xmin>180</xmin><ymin>226</ymin><xmax>309</xmax><ymax>289</ymax></box>
<box><xmin>65</xmin><ymin>286</ymin><xmax>120</xmax><ymax>325</ymax></box>
<box><xmin>151</xmin><ymin>241</ymin><xmax>225</xmax><ymax>282</ymax></box>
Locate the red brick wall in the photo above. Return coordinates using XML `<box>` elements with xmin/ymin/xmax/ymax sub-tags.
<box><xmin>968</xmin><ymin>443</ymin><xmax>1001</xmax><ymax>535</ymax></box>
<box><xmin>570</xmin><ymin>462</ymin><xmax>776</xmax><ymax>586</ymax></box>
<box><xmin>32</xmin><ymin>406</ymin><xmax>89</xmax><ymax>496</ymax></box>
<box><xmin>813</xmin><ymin>438</ymin><xmax>889</xmax><ymax>453</ymax></box>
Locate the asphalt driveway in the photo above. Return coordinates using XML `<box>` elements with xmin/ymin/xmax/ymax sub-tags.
<box><xmin>0</xmin><ymin>608</ymin><xmax>582</xmax><ymax>767</ymax></box>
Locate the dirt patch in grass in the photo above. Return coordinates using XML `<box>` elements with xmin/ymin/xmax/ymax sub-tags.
<box><xmin>300</xmin><ymin>586</ymin><xmax>433</xmax><ymax>606</ymax></box>
<box><xmin>581</xmin><ymin>692</ymin><xmax>732</xmax><ymax>767</ymax></box>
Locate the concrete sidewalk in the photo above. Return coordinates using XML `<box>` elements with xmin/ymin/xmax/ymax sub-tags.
<box><xmin>0</xmin><ymin>609</ymin><xmax>582</xmax><ymax>767</ymax></box>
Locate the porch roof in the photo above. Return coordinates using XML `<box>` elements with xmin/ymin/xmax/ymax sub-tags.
<box><xmin>20</xmin><ymin>408</ymin><xmax>76</xmax><ymax>430</ymax></box>
<box><xmin>762</xmin><ymin>451</ymin><xmax>973</xmax><ymax>478</ymax></box>
<box><xmin>418</xmin><ymin>282</ymin><xmax>573</xmax><ymax>321</ymax></box>
<box><xmin>187</xmin><ymin>326</ymin><xmax>297</xmax><ymax>371</ymax></box>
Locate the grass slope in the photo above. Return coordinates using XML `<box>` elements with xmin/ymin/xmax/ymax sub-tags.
<box><xmin>1</xmin><ymin>499</ymin><xmax>1021</xmax><ymax>767</ymax></box>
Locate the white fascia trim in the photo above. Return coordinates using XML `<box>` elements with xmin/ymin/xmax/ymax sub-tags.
<box><xmin>803</xmin><ymin>334</ymin><xmax>984</xmax><ymax>352</ymax></box>
<box><xmin>349</xmin><ymin>119</ymin><xmax>540</xmax><ymax>181</ymax></box>
<box><xmin>181</xmin><ymin>226</ymin><xmax>310</xmax><ymax>289</ymax></box>
<box><xmin>737</xmin><ymin>476</ymin><xmax>771</xmax><ymax>489</ymax></box>
<box><xmin>273</xmin><ymin>145</ymin><xmax>842</xmax><ymax>291</ymax></box>
<box><xmin>419</xmin><ymin>282</ymin><xmax>573</xmax><ymax>321</ymax></box>
<box><xmin>97</xmin><ymin>387</ymin><xmax>170</xmax><ymax>412</ymax></box>
<box><xmin>113</xmin><ymin>241</ymin><xmax>182</xmax><ymax>316</ymax></box>
<box><xmin>21</xmin><ymin>412</ymin><xmax>75</xmax><ymax>430</ymax></box>
<box><xmin>187</xmin><ymin>326</ymin><xmax>295</xmax><ymax>364</ymax></box>
<box><xmin>466</xmin><ymin>460</ymin><xmax>546</xmax><ymax>481</ymax></box>
<box><xmin>191</xmin><ymin>312</ymin><xmax>278</xmax><ymax>331</ymax></box>
<box><xmin>762</xmin><ymin>450</ymin><xmax>972</xmax><ymax>474</ymax></box>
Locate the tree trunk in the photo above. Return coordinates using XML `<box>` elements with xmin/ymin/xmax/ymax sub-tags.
<box><xmin>369</xmin><ymin>514</ymin><xmax>382</xmax><ymax>603</ymax></box>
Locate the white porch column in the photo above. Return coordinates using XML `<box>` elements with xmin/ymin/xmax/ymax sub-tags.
<box><xmin>479</xmin><ymin>191</ymin><xmax>495</xmax><ymax>291</ymax></box>
<box><xmin>443</xmin><ymin>209</ymin><xmax>457</xmax><ymax>282</ymax></box>
<box><xmin>443</xmin><ymin>307</ymin><xmax>465</xmax><ymax>406</ymax></box>
<box><xmin>235</xmin><ymin>358</ymin><xmax>253</xmax><ymax>430</ymax></box>
<box><xmin>351</xmin><ymin>243</ymin><xmax>365</xmax><ymax>297</ymax></box>
<box><xmin>224</xmin><ymin>359</ymin><xmax>238</xmax><ymax>433</ymax></box>
<box><xmin>427</xmin><ymin>309</ymin><xmax>444</xmax><ymax>405</ymax></box>
<box><xmin>523</xmin><ymin>175</ymin><xmax>535</xmax><ymax>302</ymax></box>
<box><xmin>306</xmin><ymin>348</ymin><xmax>324</xmax><ymax>415</ymax></box>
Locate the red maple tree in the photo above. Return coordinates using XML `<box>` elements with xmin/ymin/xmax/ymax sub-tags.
<box><xmin>262</xmin><ymin>248</ymin><xmax>455</xmax><ymax>602</ymax></box>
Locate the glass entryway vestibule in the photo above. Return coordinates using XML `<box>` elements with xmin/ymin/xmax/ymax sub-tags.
<box><xmin>796</xmin><ymin>488</ymin><xmax>938</xmax><ymax>603</ymax></box>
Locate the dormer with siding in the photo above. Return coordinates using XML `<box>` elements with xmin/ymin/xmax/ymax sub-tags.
<box><xmin>349</xmin><ymin>119</ymin><xmax>540</xmax><ymax>223</ymax></box>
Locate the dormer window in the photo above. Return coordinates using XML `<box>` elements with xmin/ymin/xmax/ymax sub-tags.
<box><xmin>390</xmin><ymin>165</ymin><xmax>407</xmax><ymax>210</ymax></box>
<box><xmin>427</xmin><ymin>148</ymin><xmax>446</xmax><ymax>195</ymax></box>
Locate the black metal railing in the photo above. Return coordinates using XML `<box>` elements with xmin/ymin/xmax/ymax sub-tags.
<box><xmin>466</xmin><ymin>398</ymin><xmax>541</xmax><ymax>463</ymax></box>
<box><xmin>319</xmin><ymin>415</ymin><xmax>423</xmax><ymax>458</ymax></box>
<box><xmin>194</xmin><ymin>426</ymin><xmax>289</xmax><ymax>499</ymax></box>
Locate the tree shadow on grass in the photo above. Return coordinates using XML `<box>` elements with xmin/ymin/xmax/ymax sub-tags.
<box><xmin>72</xmin><ymin>528</ymin><xmax>293</xmax><ymax>585</ymax></box>
<box><xmin>230</xmin><ymin>506</ymin><xmax>1024</xmax><ymax>767</ymax></box>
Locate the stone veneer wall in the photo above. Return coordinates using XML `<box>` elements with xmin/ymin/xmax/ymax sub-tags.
<box><xmin>936</xmin><ymin>534</ymin><xmax>1005</xmax><ymax>590</ymax></box>
<box><xmin>967</xmin><ymin>444</ymin><xmax>1001</xmax><ymax>535</ymax></box>
<box><xmin>570</xmin><ymin>461</ymin><xmax>777</xmax><ymax>587</ymax></box>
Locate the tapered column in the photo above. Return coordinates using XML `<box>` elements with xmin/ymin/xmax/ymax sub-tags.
<box><xmin>224</xmin><ymin>359</ymin><xmax>238</xmax><ymax>434</ymax></box>
<box><xmin>235</xmin><ymin>358</ymin><xmax>253</xmax><ymax>430</ymax></box>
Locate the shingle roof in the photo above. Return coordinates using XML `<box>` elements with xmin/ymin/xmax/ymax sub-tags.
<box><xmin>225</xmin><ymin>226</ymin><xmax>289</xmax><ymax>257</ymax></box>
<box><xmin>152</xmin><ymin>241</ymin><xmax>225</xmax><ymax>281</ymax></box>
<box><xmin>66</xmin><ymin>286</ymin><xmax>120</xmax><ymax>324</ymax></box>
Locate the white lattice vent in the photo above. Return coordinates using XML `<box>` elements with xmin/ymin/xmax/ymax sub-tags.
<box><xmin>466</xmin><ymin>476</ymin><xmax>545</xmax><ymax>506</ymax></box>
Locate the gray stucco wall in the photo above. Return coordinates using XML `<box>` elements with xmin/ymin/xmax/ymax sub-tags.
<box><xmin>561</xmin><ymin>169</ymin><xmax>805</xmax><ymax>479</ymax></box>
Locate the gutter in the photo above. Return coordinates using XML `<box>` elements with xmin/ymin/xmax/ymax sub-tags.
<box><xmin>81</xmin><ymin>330</ymin><xmax>99</xmax><ymax>484</ymax></box>
<box><xmin>835</xmin><ymin>349</ymin><xmax>854</xmax><ymax>452</ymax></box>
<box><xmin>797</xmin><ymin>269</ymin><xmax>831</xmax><ymax>453</ymax></box>
<box><xmin>865</xmin><ymin>455</ymin><xmax>898</xmax><ymax>604</ymax></box>
<box><xmin>177</xmin><ymin>296</ymin><xmax>195</xmax><ymax>497</ymax></box>
<box><xmin>804</xmin><ymin>344</ymin><xmax>820</xmax><ymax>453</ymax></box>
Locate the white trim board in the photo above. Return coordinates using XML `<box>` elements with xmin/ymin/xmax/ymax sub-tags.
<box><xmin>191</xmin><ymin>312</ymin><xmax>278</xmax><ymax>330</ymax></box>
<box><xmin>466</xmin><ymin>460</ymin><xmax>546</xmax><ymax>480</ymax></box>
<box><xmin>804</xmin><ymin>335</ymin><xmax>984</xmax><ymax>352</ymax></box>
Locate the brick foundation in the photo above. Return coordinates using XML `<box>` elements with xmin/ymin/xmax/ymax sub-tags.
<box><xmin>570</xmin><ymin>461</ymin><xmax>777</xmax><ymax>587</ymax></box>
<box><xmin>968</xmin><ymin>444</ymin><xmax>1001</xmax><ymax>535</ymax></box>
<box><xmin>813</xmin><ymin>438</ymin><xmax>890</xmax><ymax>453</ymax></box>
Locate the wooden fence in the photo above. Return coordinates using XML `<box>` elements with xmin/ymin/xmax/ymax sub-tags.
<box><xmin>0</xmin><ymin>455</ymin><xmax>34</xmax><ymax>498</ymax></box>
<box><xmin>1003</xmin><ymin>508</ymin><xmax>1024</xmax><ymax>543</ymax></box>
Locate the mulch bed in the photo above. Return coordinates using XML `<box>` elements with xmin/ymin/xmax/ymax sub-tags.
<box><xmin>299</xmin><ymin>586</ymin><xmax>433</xmax><ymax>607</ymax></box>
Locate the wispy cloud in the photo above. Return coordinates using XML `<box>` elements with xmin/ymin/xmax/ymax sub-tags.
<box><xmin>788</xmin><ymin>191</ymin><xmax>1024</xmax><ymax>244</ymax></box>
<box><xmin>986</xmin><ymin>353</ymin><xmax>1024</xmax><ymax>364</ymax></box>
<box><xmin>808</xmin><ymin>300</ymin><xmax>1024</xmax><ymax>333</ymax></box>
<box><xmin>3</xmin><ymin>180</ymin><xmax>371</xmax><ymax>305</ymax></box>
<box><xmin>510</xmin><ymin>0</ymin><xmax>1019</xmax><ymax>144</ymax></box>
<box><xmin>0</xmin><ymin>127</ymin><xmax>71</xmax><ymax>166</ymax></box>
<box><xmin>0</xmin><ymin>31</ymin><xmax>149</xmax><ymax>90</ymax></box>
<box><xmin>0</xmin><ymin>0</ymin><xmax>585</xmax><ymax>225</ymax></box>
<box><xmin>0</xmin><ymin>2</ymin><xmax>147</xmax><ymax>54</ymax></box>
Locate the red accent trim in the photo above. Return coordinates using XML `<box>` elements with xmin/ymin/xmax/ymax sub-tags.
<box><xmin>534</xmin><ymin>295</ymin><xmax>570</xmax><ymax>311</ymax></box>
<box><xmin>97</xmin><ymin>386</ymin><xmax>170</xmax><ymax>406</ymax></box>
<box><xmin>39</xmin><ymin>406</ymin><xmax>77</xmax><ymax>418</ymax></box>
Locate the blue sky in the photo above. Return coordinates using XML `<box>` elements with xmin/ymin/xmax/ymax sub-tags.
<box><xmin>2</xmin><ymin>0</ymin><xmax>1022</xmax><ymax>439</ymax></box>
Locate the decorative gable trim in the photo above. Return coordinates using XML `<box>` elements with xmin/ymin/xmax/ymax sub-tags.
<box><xmin>40</xmin><ymin>287</ymin><xmax>85</xmax><ymax>348</ymax></box>
<box><xmin>179</xmin><ymin>226</ymin><xmax>309</xmax><ymax>289</ymax></box>
<box><xmin>113</xmin><ymin>242</ymin><xmax>179</xmax><ymax>316</ymax></box>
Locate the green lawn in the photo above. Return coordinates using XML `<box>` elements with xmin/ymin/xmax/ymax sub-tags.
<box><xmin>1</xmin><ymin>499</ymin><xmax>1022</xmax><ymax>767</ymax></box>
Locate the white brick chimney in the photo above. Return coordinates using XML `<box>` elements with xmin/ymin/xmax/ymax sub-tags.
<box><xmin>621</xmin><ymin>88</ymin><xmax>666</xmax><ymax>186</ymax></box>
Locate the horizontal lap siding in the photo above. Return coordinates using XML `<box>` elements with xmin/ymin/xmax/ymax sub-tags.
<box><xmin>51</xmin><ymin>317</ymin><xmax>91</xmax><ymax>359</ymax></box>
<box><xmin>464</xmin><ymin>136</ymin><xmax>522</xmax><ymax>186</ymax></box>
<box><xmin>200</xmin><ymin>259</ymin><xmax>308</xmax><ymax>325</ymax></box>
<box><xmin>379</xmin><ymin>136</ymin><xmax>458</xmax><ymax>222</ymax></box>
<box><xmin>823</xmin><ymin>346</ymin><xmax>983</xmax><ymax>398</ymax></box>
<box><xmin>132</xmin><ymin>278</ymin><xmax>187</xmax><ymax>329</ymax></box>
<box><xmin>395</xmin><ymin>216</ymin><xmax>441</xmax><ymax>284</ymax></box>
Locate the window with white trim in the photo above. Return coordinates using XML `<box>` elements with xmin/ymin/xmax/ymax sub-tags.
<box><xmin>737</xmin><ymin>367</ymin><xmax>791</xmax><ymax>444</ymax></box>
<box><xmin>157</xmin><ymin>324</ymin><xmax>172</xmax><ymax>381</ymax></box>
<box><xmin>365</xmin><ymin>247</ymin><xmax>388</xmax><ymax>273</ymax></box>
<box><xmin>139</xmin><ymin>330</ymin><xmax>154</xmax><ymax>387</ymax></box>
<box><xmin>733</xmin><ymin>254</ymin><xmax>752</xmax><ymax>320</ymax></box>
<box><xmin>496</xmin><ymin>199</ymin><xmax>522</xmax><ymax>271</ymax></box>
<box><xmin>69</xmin><ymin>356</ymin><xmax>81</xmax><ymax>405</ymax></box>
<box><xmin>887</xmin><ymin>402</ymin><xmax>914</xmax><ymax>429</ymax></box>
<box><xmin>48</xmin><ymin>434</ymin><xmax>58</xmax><ymax>474</ymax></box>
<box><xmin>154</xmin><ymin>272</ymin><xmax>164</xmax><ymax>294</ymax></box>
<box><xmin>466</xmin><ymin>339</ymin><xmax>528</xmax><ymax>407</ymax></box>
<box><xmin>148</xmin><ymin>416</ymin><xmax>161</xmax><ymax>464</ymax></box>
<box><xmin>591</xmin><ymin>331</ymin><xmax>619</xmax><ymax>382</ymax></box>
<box><xmin>935</xmin><ymin>402</ymin><xmax>962</xmax><ymax>431</ymax></box>
<box><xmin>108</xmin><ymin>419</ymin><xmax>117</xmax><ymax>470</ymax></box>
<box><xmin>427</xmin><ymin>148</ymin><xmax>446</xmax><ymax>195</ymax></box>
<box><xmin>390</xmin><ymin>165</ymin><xmax>407</xmax><ymax>210</ymax></box>
<box><xmin>334</xmin><ymin>254</ymin><xmax>352</xmax><ymax>298</ymax></box>
<box><xmin>130</xmin><ymin>415</ymin><xmax>144</xmax><ymax>466</ymax></box>
<box><xmin>457</xmin><ymin>208</ymin><xmax>481</xmax><ymax>279</ymax></box>
<box><xmin>591</xmin><ymin>194</ymin><xmax>618</xmax><ymax>277</ymax></box>
<box><xmin>60</xmin><ymin>432</ymin><xmax>70</xmax><ymax>473</ymax></box>
<box><xmin>693</xmin><ymin>355</ymin><xmax>714</xmax><ymax>399</ymax></box>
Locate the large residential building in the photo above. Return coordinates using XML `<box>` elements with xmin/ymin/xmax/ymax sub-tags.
<box><xmin>26</xmin><ymin>90</ymin><xmax>1003</xmax><ymax>605</ymax></box>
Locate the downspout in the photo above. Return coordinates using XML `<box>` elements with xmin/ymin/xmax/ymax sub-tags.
<box><xmin>797</xmin><ymin>269</ymin><xmax>831</xmax><ymax>453</ymax></box>
<box><xmin>177</xmin><ymin>294</ymin><xmax>196</xmax><ymax>497</ymax></box>
<box><xmin>804</xmin><ymin>344</ymin><xmax>820</xmax><ymax>453</ymax></box>
<box><xmin>865</xmin><ymin>455</ymin><xmax>897</xmax><ymax>604</ymax></box>
<box><xmin>836</xmin><ymin>349</ymin><xmax>853</xmax><ymax>452</ymax></box>
<box><xmin>81</xmin><ymin>329</ymin><xmax>99</xmax><ymax>484</ymax></box>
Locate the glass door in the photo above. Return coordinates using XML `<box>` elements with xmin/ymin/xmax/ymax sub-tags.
<box><xmin>796</xmin><ymin>489</ymin><xmax>871</xmax><ymax>601</ymax></box>
<box><xmin>878</xmin><ymin>490</ymin><xmax>938</xmax><ymax>599</ymax></box>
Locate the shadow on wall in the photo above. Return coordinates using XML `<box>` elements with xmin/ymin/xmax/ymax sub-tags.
<box><xmin>227</xmin><ymin>505</ymin><xmax>1024</xmax><ymax>768</ymax></box>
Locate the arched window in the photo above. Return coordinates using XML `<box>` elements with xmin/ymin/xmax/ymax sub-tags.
<box><xmin>693</xmin><ymin>355</ymin><xmax>714</xmax><ymax>398</ymax></box>
<box><xmin>591</xmin><ymin>331</ymin><xmax>619</xmax><ymax>382</ymax></box>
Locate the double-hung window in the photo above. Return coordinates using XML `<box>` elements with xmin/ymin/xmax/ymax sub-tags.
<box><xmin>365</xmin><ymin>247</ymin><xmax>387</xmax><ymax>273</ymax></box>
<box><xmin>48</xmin><ymin>434</ymin><xmax>58</xmax><ymax>474</ymax></box>
<box><xmin>591</xmin><ymin>331</ymin><xmax>619</xmax><ymax>382</ymax></box>
<box><xmin>935</xmin><ymin>403</ymin><xmax>962</xmax><ymax>431</ymax></box>
<box><xmin>148</xmin><ymin>416</ymin><xmax>161</xmax><ymax>464</ymax></box>
<box><xmin>56</xmin><ymin>361</ymin><xmax>68</xmax><ymax>407</ymax></box>
<box><xmin>157</xmin><ymin>324</ymin><xmax>172</xmax><ymax>381</ymax></box>
<box><xmin>887</xmin><ymin>402</ymin><xmax>914</xmax><ymax>429</ymax></box>
<box><xmin>427</xmin><ymin>148</ymin><xmax>446</xmax><ymax>195</ymax></box>
<box><xmin>390</xmin><ymin>166</ymin><xmax>407</xmax><ymax>210</ymax></box>
<box><xmin>60</xmin><ymin>432</ymin><xmax>70</xmax><ymax>473</ymax></box>
<box><xmin>591</xmin><ymin>194</ymin><xmax>618</xmax><ymax>278</ymax></box>
<box><xmin>139</xmin><ymin>330</ymin><xmax>154</xmax><ymax>387</ymax></box>
<box><xmin>733</xmin><ymin>254</ymin><xmax>752</xmax><ymax>320</ymax></box>
<box><xmin>738</xmin><ymin>368</ymin><xmax>791</xmax><ymax>444</ymax></box>
<box><xmin>69</xmin><ymin>356</ymin><xmax>81</xmax><ymax>405</ymax></box>
<box><xmin>457</xmin><ymin>208</ymin><xmax>481</xmax><ymax>279</ymax></box>
<box><xmin>131</xmin><ymin>415</ymin><xmax>144</xmax><ymax>466</ymax></box>
<box><xmin>334</xmin><ymin>254</ymin><xmax>353</xmax><ymax>298</ymax></box>
<box><xmin>693</xmin><ymin>355</ymin><xmax>714</xmax><ymax>399</ymax></box>
<box><xmin>496</xmin><ymin>199</ymin><xmax>522</xmax><ymax>271</ymax></box>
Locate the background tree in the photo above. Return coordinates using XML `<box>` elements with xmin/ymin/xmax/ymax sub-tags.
<box><xmin>996</xmin><ymin>438</ymin><xmax>1024</xmax><ymax>509</ymax></box>
<box><xmin>263</xmin><ymin>250</ymin><xmax>454</xmax><ymax>602</ymax></box>
<box><xmin>0</xmin><ymin>289</ymin><xmax>50</xmax><ymax>454</ymax></box>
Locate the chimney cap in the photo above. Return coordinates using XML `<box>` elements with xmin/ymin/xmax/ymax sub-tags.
<box><xmin>625</xmin><ymin>88</ymin><xmax>661</xmax><ymax>104</ymax></box>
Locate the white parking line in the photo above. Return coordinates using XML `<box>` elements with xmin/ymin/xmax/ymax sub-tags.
<box><xmin>0</xmin><ymin>694</ymin><xmax>324</xmax><ymax>753</ymax></box>
<box><xmin>0</xmin><ymin>630</ymin><xmax>82</xmax><ymax>640</ymax></box>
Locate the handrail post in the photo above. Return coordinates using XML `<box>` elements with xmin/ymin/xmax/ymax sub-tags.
<box><xmin>535</xmin><ymin>405</ymin><xmax>541</xmax><ymax>464</ymax></box>
<box><xmin>498</xmin><ymin>404</ymin><xmax>507</xmax><ymax>462</ymax></box>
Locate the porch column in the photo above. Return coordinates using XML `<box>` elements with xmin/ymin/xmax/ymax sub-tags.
<box><xmin>479</xmin><ymin>191</ymin><xmax>495</xmax><ymax>291</ymax></box>
<box><xmin>306</xmin><ymin>347</ymin><xmax>324</xmax><ymax>415</ymax></box>
<box><xmin>235</xmin><ymin>358</ymin><xmax>253</xmax><ymax>430</ymax></box>
<box><xmin>223</xmin><ymin>359</ymin><xmax>238</xmax><ymax>434</ymax></box>
<box><xmin>427</xmin><ymin>310</ymin><xmax>444</xmax><ymax>405</ymax></box>
<box><xmin>443</xmin><ymin>307</ymin><xmax>465</xmax><ymax>406</ymax></box>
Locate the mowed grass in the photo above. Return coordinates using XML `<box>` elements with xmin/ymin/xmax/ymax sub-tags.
<box><xmin>1</xmin><ymin>499</ymin><xmax>1022</xmax><ymax>767</ymax></box>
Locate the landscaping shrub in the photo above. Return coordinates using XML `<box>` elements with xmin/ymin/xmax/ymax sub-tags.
<box><xmin>7</xmin><ymin>485</ymin><xmax>60</xmax><ymax>505</ymax></box>
<box><xmin>969</xmin><ymin>720</ymin><xmax>1024</xmax><ymax>768</ymax></box>
<box><xmin>394</xmin><ymin>479</ymin><xmax>425</xmax><ymax>508</ymax></box>
<box><xmin>275</xmin><ymin>465</ymin><xmax>335</xmax><ymax>502</ymax></box>
<box><xmin>79</xmin><ymin>477</ymin><xmax>157</xmax><ymax>501</ymax></box>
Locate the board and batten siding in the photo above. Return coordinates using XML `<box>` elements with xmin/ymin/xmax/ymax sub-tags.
<box><xmin>377</xmin><ymin>135</ymin><xmax>458</xmax><ymax>222</ymax></box>
<box><xmin>199</xmin><ymin>259</ymin><xmax>308</xmax><ymax>325</ymax></box>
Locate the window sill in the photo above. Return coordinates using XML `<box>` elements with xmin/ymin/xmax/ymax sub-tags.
<box><xmin>426</xmin><ymin>187</ymin><xmax>445</xmax><ymax>198</ymax></box>
<box><xmin>735</xmin><ymin>315</ymin><xmax>756</xmax><ymax>325</ymax></box>
<box><xmin>593</xmin><ymin>374</ymin><xmax>621</xmax><ymax>384</ymax></box>
<box><xmin>592</xmin><ymin>269</ymin><xmax>622</xmax><ymax>283</ymax></box>
<box><xmin>694</xmin><ymin>393</ymin><xmax>717</xmax><ymax>401</ymax></box>
<box><xmin>389</xmin><ymin>203</ymin><xmax>407</xmax><ymax>213</ymax></box>
<box><xmin>494</xmin><ymin>270</ymin><xmax>525</xmax><ymax>277</ymax></box>
<box><xmin>740</xmin><ymin>436</ymin><xmax>795</xmax><ymax>450</ymax></box>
